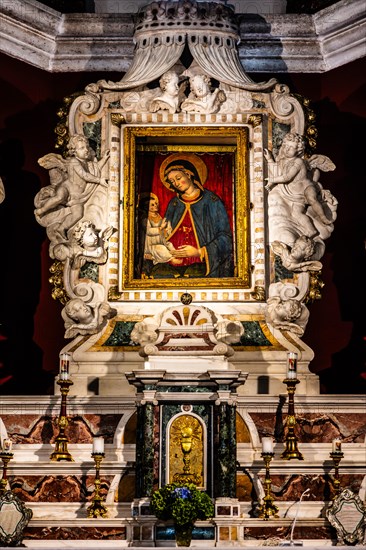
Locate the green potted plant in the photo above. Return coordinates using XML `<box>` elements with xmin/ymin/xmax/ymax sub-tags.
<box><xmin>150</xmin><ymin>482</ymin><xmax>214</xmax><ymax>547</ymax></box>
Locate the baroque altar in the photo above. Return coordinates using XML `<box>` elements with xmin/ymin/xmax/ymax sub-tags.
<box><xmin>1</xmin><ymin>0</ymin><xmax>365</xmax><ymax>547</ymax></box>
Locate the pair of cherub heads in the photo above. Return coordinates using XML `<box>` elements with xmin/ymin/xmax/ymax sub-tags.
<box><xmin>150</xmin><ymin>70</ymin><xmax>226</xmax><ymax>114</ymax></box>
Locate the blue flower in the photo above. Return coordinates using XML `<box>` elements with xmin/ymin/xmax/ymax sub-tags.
<box><xmin>173</xmin><ymin>487</ymin><xmax>191</xmax><ymax>500</ymax></box>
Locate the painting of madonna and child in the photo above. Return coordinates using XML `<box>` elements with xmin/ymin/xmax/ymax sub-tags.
<box><xmin>126</xmin><ymin>145</ymin><xmax>250</xmax><ymax>289</ymax></box>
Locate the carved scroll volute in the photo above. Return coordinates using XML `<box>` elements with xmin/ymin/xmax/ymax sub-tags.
<box><xmin>268</xmin><ymin>84</ymin><xmax>305</xmax><ymax>135</ymax></box>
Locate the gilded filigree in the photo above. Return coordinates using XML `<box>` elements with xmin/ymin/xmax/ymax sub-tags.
<box><xmin>110</xmin><ymin>113</ymin><xmax>125</xmax><ymax>127</ymax></box>
<box><xmin>248</xmin><ymin>114</ymin><xmax>262</xmax><ymax>128</ymax></box>
<box><xmin>305</xmin><ymin>271</ymin><xmax>325</xmax><ymax>303</ymax></box>
<box><xmin>250</xmin><ymin>286</ymin><xmax>266</xmax><ymax>301</ymax></box>
<box><xmin>49</xmin><ymin>261</ymin><xmax>68</xmax><ymax>304</ymax></box>
<box><xmin>108</xmin><ymin>286</ymin><xmax>123</xmax><ymax>301</ymax></box>
<box><xmin>169</xmin><ymin>414</ymin><xmax>203</xmax><ymax>486</ymax></box>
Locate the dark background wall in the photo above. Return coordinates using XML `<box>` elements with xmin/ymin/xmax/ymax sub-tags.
<box><xmin>0</xmin><ymin>52</ymin><xmax>364</xmax><ymax>394</ymax></box>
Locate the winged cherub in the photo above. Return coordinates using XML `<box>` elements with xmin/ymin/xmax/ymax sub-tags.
<box><xmin>35</xmin><ymin>135</ymin><xmax>110</xmax><ymax>245</ymax></box>
<box><xmin>264</xmin><ymin>132</ymin><xmax>337</xmax><ymax>239</ymax></box>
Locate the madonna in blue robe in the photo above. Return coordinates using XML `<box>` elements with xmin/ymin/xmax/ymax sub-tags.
<box><xmin>160</xmin><ymin>156</ymin><xmax>234</xmax><ymax>279</ymax></box>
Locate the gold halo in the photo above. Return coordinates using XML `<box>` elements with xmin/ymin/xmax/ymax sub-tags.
<box><xmin>159</xmin><ymin>153</ymin><xmax>208</xmax><ymax>191</ymax></box>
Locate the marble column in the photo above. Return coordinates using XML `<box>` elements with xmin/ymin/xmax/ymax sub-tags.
<box><xmin>135</xmin><ymin>402</ymin><xmax>155</xmax><ymax>498</ymax></box>
<box><xmin>215</xmin><ymin>402</ymin><xmax>237</xmax><ymax>498</ymax></box>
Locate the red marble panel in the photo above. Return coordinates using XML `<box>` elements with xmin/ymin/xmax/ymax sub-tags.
<box><xmin>236</xmin><ymin>472</ymin><xmax>253</xmax><ymax>501</ymax></box>
<box><xmin>250</xmin><ymin>412</ymin><xmax>366</xmax><ymax>443</ymax></box>
<box><xmin>9</xmin><ymin>475</ymin><xmax>112</xmax><ymax>502</ymax></box>
<box><xmin>266</xmin><ymin>474</ymin><xmax>363</xmax><ymax>501</ymax></box>
<box><xmin>24</xmin><ymin>527</ymin><xmax>126</xmax><ymax>540</ymax></box>
<box><xmin>1</xmin><ymin>414</ymin><xmax>123</xmax><ymax>443</ymax></box>
<box><xmin>243</xmin><ymin>525</ymin><xmax>332</xmax><ymax>540</ymax></box>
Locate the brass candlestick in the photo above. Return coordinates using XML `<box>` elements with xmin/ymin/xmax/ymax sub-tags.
<box><xmin>50</xmin><ymin>377</ymin><xmax>74</xmax><ymax>462</ymax></box>
<box><xmin>87</xmin><ymin>453</ymin><xmax>108</xmax><ymax>518</ymax></box>
<box><xmin>330</xmin><ymin>450</ymin><xmax>344</xmax><ymax>498</ymax></box>
<box><xmin>281</xmin><ymin>378</ymin><xmax>304</xmax><ymax>460</ymax></box>
<box><xmin>258</xmin><ymin>452</ymin><xmax>279</xmax><ymax>520</ymax></box>
<box><xmin>0</xmin><ymin>451</ymin><xmax>14</xmax><ymax>496</ymax></box>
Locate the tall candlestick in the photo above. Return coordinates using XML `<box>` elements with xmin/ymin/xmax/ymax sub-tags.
<box><xmin>258</xmin><ymin>451</ymin><xmax>278</xmax><ymax>520</ymax></box>
<box><xmin>87</xmin><ymin>448</ymin><xmax>108</xmax><ymax>518</ymax></box>
<box><xmin>287</xmin><ymin>352</ymin><xmax>298</xmax><ymax>379</ymax></box>
<box><xmin>281</xmin><ymin>376</ymin><xmax>303</xmax><ymax>461</ymax></box>
<box><xmin>50</xmin><ymin>371</ymin><xmax>74</xmax><ymax>462</ymax></box>
<box><xmin>262</xmin><ymin>437</ymin><xmax>273</xmax><ymax>454</ymax></box>
<box><xmin>0</xmin><ymin>445</ymin><xmax>14</xmax><ymax>496</ymax></box>
<box><xmin>330</xmin><ymin>442</ymin><xmax>344</xmax><ymax>498</ymax></box>
<box><xmin>92</xmin><ymin>437</ymin><xmax>104</xmax><ymax>455</ymax></box>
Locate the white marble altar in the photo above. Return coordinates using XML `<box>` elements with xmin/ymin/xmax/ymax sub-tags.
<box><xmin>0</xmin><ymin>0</ymin><xmax>365</xmax><ymax>547</ymax></box>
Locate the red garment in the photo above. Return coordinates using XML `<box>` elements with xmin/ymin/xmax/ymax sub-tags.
<box><xmin>168</xmin><ymin>202</ymin><xmax>202</xmax><ymax>266</ymax></box>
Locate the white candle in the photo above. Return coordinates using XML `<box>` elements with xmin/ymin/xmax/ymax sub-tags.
<box><xmin>332</xmin><ymin>438</ymin><xmax>342</xmax><ymax>452</ymax></box>
<box><xmin>2</xmin><ymin>438</ymin><xmax>12</xmax><ymax>452</ymax></box>
<box><xmin>262</xmin><ymin>437</ymin><xmax>273</xmax><ymax>454</ymax></box>
<box><xmin>287</xmin><ymin>352</ymin><xmax>298</xmax><ymax>379</ymax></box>
<box><xmin>92</xmin><ymin>437</ymin><xmax>104</xmax><ymax>454</ymax></box>
<box><xmin>59</xmin><ymin>352</ymin><xmax>70</xmax><ymax>377</ymax></box>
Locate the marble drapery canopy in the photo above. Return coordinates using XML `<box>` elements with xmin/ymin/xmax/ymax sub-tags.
<box><xmin>104</xmin><ymin>0</ymin><xmax>276</xmax><ymax>91</ymax></box>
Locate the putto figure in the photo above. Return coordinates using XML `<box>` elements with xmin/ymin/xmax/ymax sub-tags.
<box><xmin>54</xmin><ymin>219</ymin><xmax>115</xmax><ymax>269</ymax></box>
<box><xmin>265</xmin><ymin>133</ymin><xmax>337</xmax><ymax>246</ymax></box>
<box><xmin>150</xmin><ymin>71</ymin><xmax>186</xmax><ymax>114</ymax></box>
<box><xmin>35</xmin><ymin>135</ymin><xmax>110</xmax><ymax>253</ymax></box>
<box><xmin>62</xmin><ymin>298</ymin><xmax>116</xmax><ymax>339</ymax></box>
<box><xmin>181</xmin><ymin>74</ymin><xmax>226</xmax><ymax>114</ymax></box>
<box><xmin>271</xmin><ymin>235</ymin><xmax>323</xmax><ymax>272</ymax></box>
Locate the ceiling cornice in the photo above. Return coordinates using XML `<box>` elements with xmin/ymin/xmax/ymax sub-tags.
<box><xmin>0</xmin><ymin>0</ymin><xmax>365</xmax><ymax>73</ymax></box>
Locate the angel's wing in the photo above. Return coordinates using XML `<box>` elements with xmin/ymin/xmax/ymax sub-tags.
<box><xmin>271</xmin><ymin>240</ymin><xmax>288</xmax><ymax>257</ymax></box>
<box><xmin>308</xmin><ymin>154</ymin><xmax>336</xmax><ymax>172</ymax></box>
<box><xmin>100</xmin><ymin>226</ymin><xmax>116</xmax><ymax>242</ymax></box>
<box><xmin>38</xmin><ymin>153</ymin><xmax>68</xmax><ymax>173</ymax></box>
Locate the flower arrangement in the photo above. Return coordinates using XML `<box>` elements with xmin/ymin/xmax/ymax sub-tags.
<box><xmin>150</xmin><ymin>482</ymin><xmax>214</xmax><ymax>527</ymax></box>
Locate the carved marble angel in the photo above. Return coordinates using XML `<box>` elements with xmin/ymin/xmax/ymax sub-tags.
<box><xmin>265</xmin><ymin>282</ymin><xmax>309</xmax><ymax>336</ymax></box>
<box><xmin>62</xmin><ymin>298</ymin><xmax>116</xmax><ymax>339</ymax></box>
<box><xmin>130</xmin><ymin>317</ymin><xmax>159</xmax><ymax>346</ymax></box>
<box><xmin>53</xmin><ymin>219</ymin><xmax>115</xmax><ymax>269</ymax></box>
<box><xmin>266</xmin><ymin>296</ymin><xmax>309</xmax><ymax>336</ymax></box>
<box><xmin>272</xmin><ymin>235</ymin><xmax>323</xmax><ymax>272</ymax></box>
<box><xmin>149</xmin><ymin>71</ymin><xmax>187</xmax><ymax>114</ymax></box>
<box><xmin>181</xmin><ymin>74</ymin><xmax>226</xmax><ymax>114</ymax></box>
<box><xmin>265</xmin><ymin>132</ymin><xmax>337</xmax><ymax>246</ymax></box>
<box><xmin>35</xmin><ymin>135</ymin><xmax>109</xmax><ymax>254</ymax></box>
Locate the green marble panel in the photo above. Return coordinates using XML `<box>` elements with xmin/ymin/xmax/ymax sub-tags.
<box><xmin>79</xmin><ymin>261</ymin><xmax>99</xmax><ymax>282</ymax></box>
<box><xmin>83</xmin><ymin>119</ymin><xmax>101</xmax><ymax>158</ymax></box>
<box><xmin>252</xmin><ymin>99</ymin><xmax>266</xmax><ymax>109</ymax></box>
<box><xmin>102</xmin><ymin>321</ymin><xmax>139</xmax><ymax>347</ymax></box>
<box><xmin>233</xmin><ymin>321</ymin><xmax>272</xmax><ymax>347</ymax></box>
<box><xmin>159</xmin><ymin>386</ymin><xmax>211</xmax><ymax>393</ymax></box>
<box><xmin>272</xmin><ymin>121</ymin><xmax>290</xmax><ymax>156</ymax></box>
<box><xmin>274</xmin><ymin>254</ymin><xmax>294</xmax><ymax>282</ymax></box>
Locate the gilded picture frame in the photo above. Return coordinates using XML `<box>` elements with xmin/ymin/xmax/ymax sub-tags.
<box><xmin>121</xmin><ymin>125</ymin><xmax>250</xmax><ymax>290</ymax></box>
